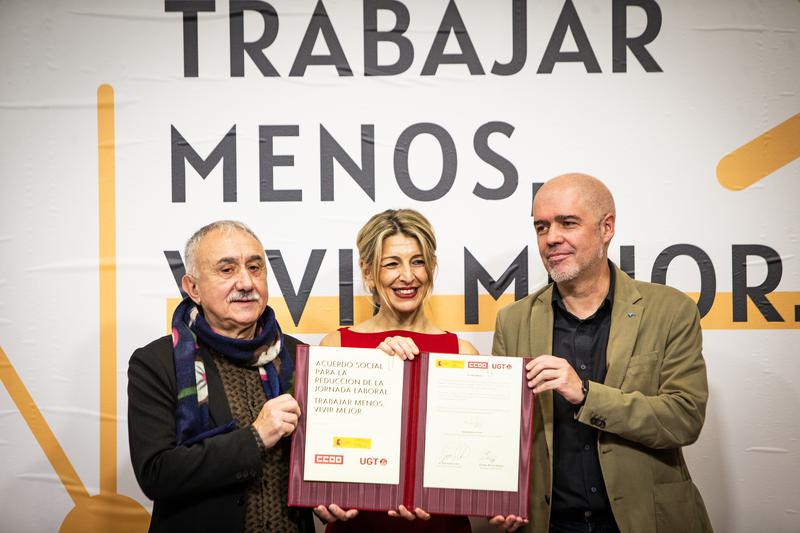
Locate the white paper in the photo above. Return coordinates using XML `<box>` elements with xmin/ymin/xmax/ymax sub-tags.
<box><xmin>422</xmin><ymin>354</ymin><xmax>522</xmax><ymax>491</ymax></box>
<box><xmin>303</xmin><ymin>346</ymin><xmax>404</xmax><ymax>484</ymax></box>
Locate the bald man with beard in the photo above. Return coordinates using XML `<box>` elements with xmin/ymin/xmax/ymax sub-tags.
<box><xmin>490</xmin><ymin>174</ymin><xmax>712</xmax><ymax>533</ymax></box>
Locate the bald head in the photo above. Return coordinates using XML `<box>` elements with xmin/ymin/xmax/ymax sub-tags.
<box><xmin>535</xmin><ymin>173</ymin><xmax>615</xmax><ymax>222</ymax></box>
<box><xmin>532</xmin><ymin>173</ymin><xmax>616</xmax><ymax>284</ymax></box>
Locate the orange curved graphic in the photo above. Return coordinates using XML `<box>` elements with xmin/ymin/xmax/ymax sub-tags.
<box><xmin>717</xmin><ymin>112</ymin><xmax>800</xmax><ymax>190</ymax></box>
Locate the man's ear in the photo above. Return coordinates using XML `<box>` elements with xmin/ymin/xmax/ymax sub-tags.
<box><xmin>181</xmin><ymin>274</ymin><xmax>201</xmax><ymax>305</ymax></box>
<box><xmin>601</xmin><ymin>213</ymin><xmax>616</xmax><ymax>245</ymax></box>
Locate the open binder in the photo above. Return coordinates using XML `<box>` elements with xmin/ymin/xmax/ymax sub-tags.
<box><xmin>288</xmin><ymin>345</ymin><xmax>534</xmax><ymax>517</ymax></box>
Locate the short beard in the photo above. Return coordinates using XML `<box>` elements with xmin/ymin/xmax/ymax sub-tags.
<box><xmin>549</xmin><ymin>264</ymin><xmax>580</xmax><ymax>283</ymax></box>
<box><xmin>548</xmin><ymin>243</ymin><xmax>605</xmax><ymax>284</ymax></box>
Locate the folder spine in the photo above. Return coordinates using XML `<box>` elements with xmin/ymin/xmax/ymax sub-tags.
<box><xmin>402</xmin><ymin>354</ymin><xmax>422</xmax><ymax>508</ymax></box>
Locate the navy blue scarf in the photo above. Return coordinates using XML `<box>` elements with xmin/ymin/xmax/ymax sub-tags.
<box><xmin>171</xmin><ymin>297</ymin><xmax>294</xmax><ymax>446</ymax></box>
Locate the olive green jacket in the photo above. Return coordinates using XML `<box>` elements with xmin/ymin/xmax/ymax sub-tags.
<box><xmin>492</xmin><ymin>266</ymin><xmax>712</xmax><ymax>533</ymax></box>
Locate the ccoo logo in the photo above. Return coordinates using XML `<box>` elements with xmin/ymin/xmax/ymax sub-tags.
<box><xmin>315</xmin><ymin>454</ymin><xmax>344</xmax><ymax>465</ymax></box>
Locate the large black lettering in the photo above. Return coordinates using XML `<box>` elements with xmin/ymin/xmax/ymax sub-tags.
<box><xmin>230</xmin><ymin>0</ymin><xmax>280</xmax><ymax>76</ymax></box>
<box><xmin>171</xmin><ymin>125</ymin><xmax>237</xmax><ymax>202</ymax></box>
<box><xmin>531</xmin><ymin>181</ymin><xmax>544</xmax><ymax>215</ymax></box>
<box><xmin>612</xmin><ymin>0</ymin><xmax>662</xmax><ymax>73</ymax></box>
<box><xmin>619</xmin><ymin>245</ymin><xmax>635</xmax><ymax>279</ymax></box>
<box><xmin>651</xmin><ymin>244</ymin><xmax>716</xmax><ymax>318</ymax></box>
<box><xmin>339</xmin><ymin>249</ymin><xmax>354</xmax><ymax>326</ymax></box>
<box><xmin>394</xmin><ymin>123</ymin><xmax>457</xmax><ymax>201</ymax></box>
<box><xmin>464</xmin><ymin>248</ymin><xmax>528</xmax><ymax>324</ymax></box>
<box><xmin>165</xmin><ymin>0</ymin><xmax>215</xmax><ymax>77</ymax></box>
<box><xmin>421</xmin><ymin>0</ymin><xmax>484</xmax><ymax>75</ymax></box>
<box><xmin>363</xmin><ymin>0</ymin><xmax>413</xmax><ymax>76</ymax></box>
<box><xmin>259</xmin><ymin>125</ymin><xmax>301</xmax><ymax>201</ymax></box>
<box><xmin>472</xmin><ymin>122</ymin><xmax>518</xmax><ymax>200</ymax></box>
<box><xmin>164</xmin><ymin>250</ymin><xmax>189</xmax><ymax>298</ymax></box>
<box><xmin>491</xmin><ymin>0</ymin><xmax>527</xmax><ymax>75</ymax></box>
<box><xmin>320</xmin><ymin>125</ymin><xmax>375</xmax><ymax>201</ymax></box>
<box><xmin>290</xmin><ymin>0</ymin><xmax>352</xmax><ymax>76</ymax></box>
<box><xmin>266</xmin><ymin>249</ymin><xmax>326</xmax><ymax>326</ymax></box>
<box><xmin>732</xmin><ymin>245</ymin><xmax>784</xmax><ymax>322</ymax></box>
<box><xmin>537</xmin><ymin>0</ymin><xmax>601</xmax><ymax>74</ymax></box>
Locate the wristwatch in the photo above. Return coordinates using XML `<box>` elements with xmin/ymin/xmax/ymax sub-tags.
<box><xmin>579</xmin><ymin>379</ymin><xmax>590</xmax><ymax>405</ymax></box>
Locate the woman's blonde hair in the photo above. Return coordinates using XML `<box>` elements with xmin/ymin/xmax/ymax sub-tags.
<box><xmin>356</xmin><ymin>209</ymin><xmax>437</xmax><ymax>307</ymax></box>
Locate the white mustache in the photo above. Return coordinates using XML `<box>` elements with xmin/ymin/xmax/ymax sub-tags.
<box><xmin>227</xmin><ymin>291</ymin><xmax>260</xmax><ymax>303</ymax></box>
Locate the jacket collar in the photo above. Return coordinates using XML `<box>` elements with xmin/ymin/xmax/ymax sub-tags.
<box><xmin>605</xmin><ymin>265</ymin><xmax>643</xmax><ymax>389</ymax></box>
<box><xmin>530</xmin><ymin>284</ymin><xmax>555</xmax><ymax>455</ymax></box>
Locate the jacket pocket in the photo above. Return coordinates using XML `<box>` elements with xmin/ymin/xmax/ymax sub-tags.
<box><xmin>653</xmin><ymin>479</ymin><xmax>705</xmax><ymax>533</ymax></box>
<box><xmin>620</xmin><ymin>350</ymin><xmax>658</xmax><ymax>393</ymax></box>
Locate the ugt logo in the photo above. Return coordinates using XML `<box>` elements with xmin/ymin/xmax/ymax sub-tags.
<box><xmin>360</xmin><ymin>457</ymin><xmax>388</xmax><ymax>466</ymax></box>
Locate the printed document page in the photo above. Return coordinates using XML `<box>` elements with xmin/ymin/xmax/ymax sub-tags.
<box><xmin>303</xmin><ymin>346</ymin><xmax>404</xmax><ymax>484</ymax></box>
<box><xmin>422</xmin><ymin>354</ymin><xmax>522</xmax><ymax>491</ymax></box>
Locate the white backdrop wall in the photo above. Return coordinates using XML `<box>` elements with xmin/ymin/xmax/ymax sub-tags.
<box><xmin>1</xmin><ymin>1</ymin><xmax>798</xmax><ymax>531</ymax></box>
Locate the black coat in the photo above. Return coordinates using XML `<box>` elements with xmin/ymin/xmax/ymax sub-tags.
<box><xmin>127</xmin><ymin>333</ymin><xmax>315</xmax><ymax>532</ymax></box>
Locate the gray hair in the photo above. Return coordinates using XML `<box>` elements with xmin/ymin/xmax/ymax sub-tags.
<box><xmin>184</xmin><ymin>220</ymin><xmax>262</xmax><ymax>277</ymax></box>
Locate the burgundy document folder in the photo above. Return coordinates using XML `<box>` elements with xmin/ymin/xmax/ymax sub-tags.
<box><xmin>288</xmin><ymin>346</ymin><xmax>534</xmax><ymax>518</ymax></box>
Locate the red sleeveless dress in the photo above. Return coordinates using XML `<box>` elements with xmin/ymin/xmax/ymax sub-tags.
<box><xmin>325</xmin><ymin>328</ymin><xmax>472</xmax><ymax>533</ymax></box>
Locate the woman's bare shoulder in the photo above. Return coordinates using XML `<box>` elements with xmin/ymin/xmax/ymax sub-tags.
<box><xmin>319</xmin><ymin>330</ymin><xmax>342</xmax><ymax>347</ymax></box>
<box><xmin>457</xmin><ymin>337</ymin><xmax>480</xmax><ymax>355</ymax></box>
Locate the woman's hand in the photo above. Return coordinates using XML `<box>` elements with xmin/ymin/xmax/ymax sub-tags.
<box><xmin>313</xmin><ymin>504</ymin><xmax>358</xmax><ymax>523</ymax></box>
<box><xmin>377</xmin><ymin>336</ymin><xmax>420</xmax><ymax>360</ymax></box>
<box><xmin>388</xmin><ymin>505</ymin><xmax>430</xmax><ymax>520</ymax></box>
<box><xmin>489</xmin><ymin>514</ymin><xmax>528</xmax><ymax>531</ymax></box>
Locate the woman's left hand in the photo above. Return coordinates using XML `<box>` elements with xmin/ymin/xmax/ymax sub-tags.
<box><xmin>488</xmin><ymin>514</ymin><xmax>527</xmax><ymax>531</ymax></box>
<box><xmin>313</xmin><ymin>504</ymin><xmax>358</xmax><ymax>523</ymax></box>
<box><xmin>377</xmin><ymin>336</ymin><xmax>420</xmax><ymax>360</ymax></box>
<box><xmin>388</xmin><ymin>505</ymin><xmax>430</xmax><ymax>521</ymax></box>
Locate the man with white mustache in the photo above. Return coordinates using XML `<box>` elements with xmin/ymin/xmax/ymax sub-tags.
<box><xmin>127</xmin><ymin>220</ymin><xmax>315</xmax><ymax>532</ymax></box>
<box><xmin>490</xmin><ymin>174</ymin><xmax>712</xmax><ymax>533</ymax></box>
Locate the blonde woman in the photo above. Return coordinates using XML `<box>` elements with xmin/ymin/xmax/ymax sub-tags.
<box><xmin>315</xmin><ymin>208</ymin><xmax>476</xmax><ymax>533</ymax></box>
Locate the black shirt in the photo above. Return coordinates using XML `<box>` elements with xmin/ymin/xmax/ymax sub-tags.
<box><xmin>550</xmin><ymin>262</ymin><xmax>615</xmax><ymax>517</ymax></box>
